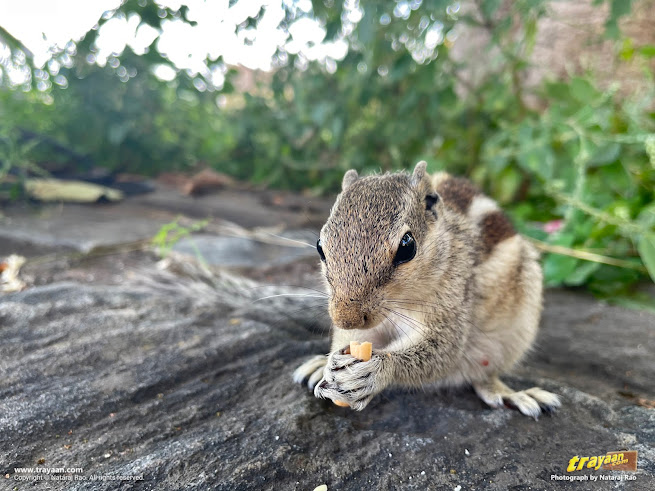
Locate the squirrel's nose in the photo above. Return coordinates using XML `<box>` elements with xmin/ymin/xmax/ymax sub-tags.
<box><xmin>330</xmin><ymin>301</ymin><xmax>369</xmax><ymax>330</ymax></box>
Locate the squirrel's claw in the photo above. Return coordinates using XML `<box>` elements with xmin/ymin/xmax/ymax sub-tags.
<box><xmin>293</xmin><ymin>354</ymin><xmax>327</xmax><ymax>389</ymax></box>
<box><xmin>314</xmin><ymin>350</ymin><xmax>385</xmax><ymax>410</ymax></box>
<box><xmin>473</xmin><ymin>377</ymin><xmax>562</xmax><ymax>420</ymax></box>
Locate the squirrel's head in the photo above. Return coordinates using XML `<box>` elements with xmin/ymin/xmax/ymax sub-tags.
<box><xmin>318</xmin><ymin>161</ymin><xmax>442</xmax><ymax>330</ymax></box>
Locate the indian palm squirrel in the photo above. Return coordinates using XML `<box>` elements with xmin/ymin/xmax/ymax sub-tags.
<box><xmin>294</xmin><ymin>161</ymin><xmax>560</xmax><ymax>418</ymax></box>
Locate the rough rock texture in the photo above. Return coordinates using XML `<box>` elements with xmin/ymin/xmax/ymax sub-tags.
<box><xmin>1</xmin><ymin>254</ymin><xmax>654</xmax><ymax>491</ymax></box>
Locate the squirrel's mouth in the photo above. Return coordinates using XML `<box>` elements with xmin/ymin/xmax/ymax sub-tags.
<box><xmin>333</xmin><ymin>318</ymin><xmax>371</xmax><ymax>330</ymax></box>
<box><xmin>332</xmin><ymin>318</ymin><xmax>401</xmax><ymax>350</ymax></box>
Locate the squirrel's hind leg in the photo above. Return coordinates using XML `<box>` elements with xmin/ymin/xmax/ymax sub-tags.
<box><xmin>473</xmin><ymin>376</ymin><xmax>561</xmax><ymax>420</ymax></box>
<box><xmin>293</xmin><ymin>355</ymin><xmax>327</xmax><ymax>390</ymax></box>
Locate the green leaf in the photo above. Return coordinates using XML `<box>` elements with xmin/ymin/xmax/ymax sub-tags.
<box><xmin>544</xmin><ymin>254</ymin><xmax>579</xmax><ymax>286</ymax></box>
<box><xmin>564</xmin><ymin>261</ymin><xmax>601</xmax><ymax>286</ymax></box>
<box><xmin>517</xmin><ymin>144</ymin><xmax>554</xmax><ymax>180</ymax></box>
<box><xmin>588</xmin><ymin>142</ymin><xmax>620</xmax><ymax>167</ymax></box>
<box><xmin>604</xmin><ymin>0</ymin><xmax>633</xmax><ymax>38</ymax></box>
<box><xmin>639</xmin><ymin>45</ymin><xmax>655</xmax><ymax>58</ymax></box>
<box><xmin>588</xmin><ymin>265</ymin><xmax>641</xmax><ymax>296</ymax></box>
<box><xmin>494</xmin><ymin>166</ymin><xmax>522</xmax><ymax>204</ymax></box>
<box><xmin>569</xmin><ymin>77</ymin><xmax>598</xmax><ymax>104</ymax></box>
<box><xmin>637</xmin><ymin>233</ymin><xmax>655</xmax><ymax>283</ymax></box>
<box><xmin>636</xmin><ymin>203</ymin><xmax>655</xmax><ymax>229</ymax></box>
<box><xmin>619</xmin><ymin>38</ymin><xmax>634</xmax><ymax>60</ymax></box>
<box><xmin>645</xmin><ymin>135</ymin><xmax>655</xmax><ymax>168</ymax></box>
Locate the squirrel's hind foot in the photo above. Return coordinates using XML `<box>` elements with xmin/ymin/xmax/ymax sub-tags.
<box><xmin>293</xmin><ymin>355</ymin><xmax>327</xmax><ymax>390</ymax></box>
<box><xmin>473</xmin><ymin>377</ymin><xmax>561</xmax><ymax>420</ymax></box>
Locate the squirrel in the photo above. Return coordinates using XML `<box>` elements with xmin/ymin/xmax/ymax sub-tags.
<box><xmin>293</xmin><ymin>161</ymin><xmax>560</xmax><ymax>418</ymax></box>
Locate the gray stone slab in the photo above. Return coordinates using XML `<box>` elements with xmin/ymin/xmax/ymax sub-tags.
<box><xmin>0</xmin><ymin>202</ymin><xmax>176</xmax><ymax>253</ymax></box>
<box><xmin>0</xmin><ymin>185</ymin><xmax>329</xmax><ymax>255</ymax></box>
<box><xmin>171</xmin><ymin>233</ymin><xmax>318</xmax><ymax>268</ymax></box>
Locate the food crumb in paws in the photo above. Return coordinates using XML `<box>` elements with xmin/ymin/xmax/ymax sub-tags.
<box><xmin>358</xmin><ymin>341</ymin><xmax>372</xmax><ymax>360</ymax></box>
<box><xmin>333</xmin><ymin>341</ymin><xmax>373</xmax><ymax>407</ymax></box>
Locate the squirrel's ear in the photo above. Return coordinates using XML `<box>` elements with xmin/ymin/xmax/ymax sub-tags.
<box><xmin>411</xmin><ymin>161</ymin><xmax>438</xmax><ymax>211</ymax></box>
<box><xmin>411</xmin><ymin>160</ymin><xmax>433</xmax><ymax>196</ymax></box>
<box><xmin>411</xmin><ymin>161</ymin><xmax>428</xmax><ymax>186</ymax></box>
<box><xmin>342</xmin><ymin>169</ymin><xmax>359</xmax><ymax>191</ymax></box>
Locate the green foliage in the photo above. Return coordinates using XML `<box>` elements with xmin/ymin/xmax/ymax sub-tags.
<box><xmin>152</xmin><ymin>217</ymin><xmax>209</xmax><ymax>257</ymax></box>
<box><xmin>1</xmin><ymin>0</ymin><xmax>654</xmax><ymax>299</ymax></box>
<box><xmin>0</xmin><ymin>95</ymin><xmax>49</xmax><ymax>199</ymax></box>
<box><xmin>594</xmin><ymin>0</ymin><xmax>634</xmax><ymax>38</ymax></box>
<box><xmin>477</xmin><ymin>76</ymin><xmax>655</xmax><ymax>295</ymax></box>
<box><xmin>1</xmin><ymin>53</ymin><xmax>238</xmax><ymax>175</ymax></box>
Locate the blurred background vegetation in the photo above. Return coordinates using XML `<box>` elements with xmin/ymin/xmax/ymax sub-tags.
<box><xmin>0</xmin><ymin>0</ymin><xmax>654</xmax><ymax>302</ymax></box>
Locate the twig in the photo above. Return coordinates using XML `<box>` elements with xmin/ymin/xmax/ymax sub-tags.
<box><xmin>546</xmin><ymin>187</ymin><xmax>645</xmax><ymax>235</ymax></box>
<box><xmin>526</xmin><ymin>236</ymin><xmax>647</xmax><ymax>272</ymax></box>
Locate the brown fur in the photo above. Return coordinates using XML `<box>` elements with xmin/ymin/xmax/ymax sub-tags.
<box><xmin>479</xmin><ymin>210</ymin><xmax>517</xmax><ymax>256</ymax></box>
<box><xmin>434</xmin><ymin>175</ymin><xmax>479</xmax><ymax>214</ymax></box>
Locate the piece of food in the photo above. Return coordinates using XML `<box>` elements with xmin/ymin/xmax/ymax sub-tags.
<box><xmin>350</xmin><ymin>341</ymin><xmax>361</xmax><ymax>358</ymax></box>
<box><xmin>334</xmin><ymin>341</ymin><xmax>372</xmax><ymax>407</ymax></box>
<box><xmin>358</xmin><ymin>342</ymin><xmax>372</xmax><ymax>361</ymax></box>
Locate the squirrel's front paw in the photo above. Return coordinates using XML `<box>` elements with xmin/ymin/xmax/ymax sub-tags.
<box><xmin>313</xmin><ymin>348</ymin><xmax>386</xmax><ymax>411</ymax></box>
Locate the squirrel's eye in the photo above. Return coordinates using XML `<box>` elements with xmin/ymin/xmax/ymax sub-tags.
<box><xmin>317</xmin><ymin>239</ymin><xmax>326</xmax><ymax>262</ymax></box>
<box><xmin>393</xmin><ymin>232</ymin><xmax>416</xmax><ymax>265</ymax></box>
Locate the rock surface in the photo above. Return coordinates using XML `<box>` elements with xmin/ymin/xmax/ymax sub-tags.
<box><xmin>0</xmin><ymin>186</ymin><xmax>330</xmax><ymax>255</ymax></box>
<box><xmin>1</xmin><ymin>187</ymin><xmax>653</xmax><ymax>490</ymax></box>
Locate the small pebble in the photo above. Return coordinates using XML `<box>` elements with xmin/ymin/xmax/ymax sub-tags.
<box><xmin>313</xmin><ymin>485</ymin><xmax>328</xmax><ymax>491</ymax></box>
<box><xmin>465</xmin><ymin>449</ymin><xmax>470</xmax><ymax>456</ymax></box>
<box><xmin>454</xmin><ymin>486</ymin><xmax>462</xmax><ymax>491</ymax></box>
<box><xmin>421</xmin><ymin>471</ymin><xmax>425</xmax><ymax>475</ymax></box>
<box><xmin>275</xmin><ymin>435</ymin><xmax>279</xmax><ymax>440</ymax></box>
<box><xmin>388</xmin><ymin>453</ymin><xmax>392</xmax><ymax>457</ymax></box>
